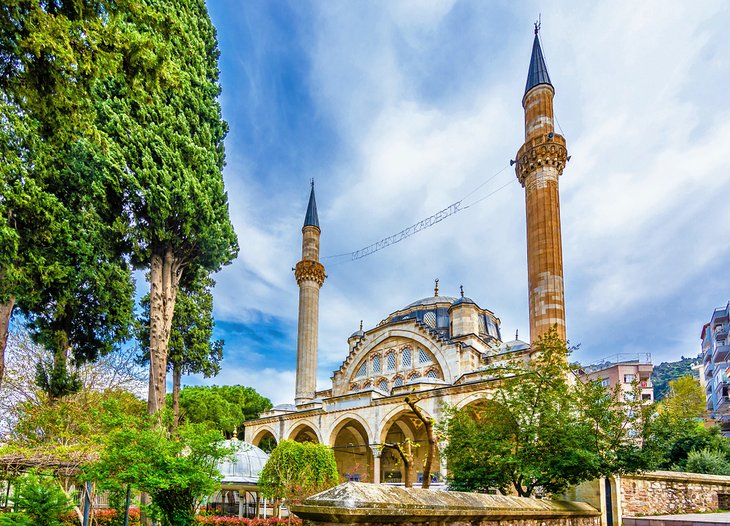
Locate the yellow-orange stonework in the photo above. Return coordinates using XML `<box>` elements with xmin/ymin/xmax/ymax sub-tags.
<box><xmin>516</xmin><ymin>84</ymin><xmax>569</xmax><ymax>344</ymax></box>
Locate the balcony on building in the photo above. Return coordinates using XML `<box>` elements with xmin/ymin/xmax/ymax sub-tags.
<box><xmin>716</xmin><ymin>324</ymin><xmax>729</xmax><ymax>341</ymax></box>
<box><xmin>705</xmin><ymin>360</ymin><xmax>715</xmax><ymax>378</ymax></box>
<box><xmin>715</xmin><ymin>341</ymin><xmax>730</xmax><ymax>363</ymax></box>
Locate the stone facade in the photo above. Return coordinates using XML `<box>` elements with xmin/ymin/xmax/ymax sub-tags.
<box><xmin>620</xmin><ymin>471</ymin><xmax>730</xmax><ymax>517</ymax></box>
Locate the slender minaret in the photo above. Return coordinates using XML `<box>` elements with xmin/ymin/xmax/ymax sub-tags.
<box><xmin>294</xmin><ymin>181</ymin><xmax>326</xmax><ymax>406</ymax></box>
<box><xmin>515</xmin><ymin>24</ymin><xmax>569</xmax><ymax>344</ymax></box>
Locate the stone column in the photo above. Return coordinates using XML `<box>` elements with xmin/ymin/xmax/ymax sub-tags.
<box><xmin>371</xmin><ymin>446</ymin><xmax>382</xmax><ymax>484</ymax></box>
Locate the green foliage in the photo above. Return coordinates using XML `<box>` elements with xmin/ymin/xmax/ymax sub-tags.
<box><xmin>660</xmin><ymin>376</ymin><xmax>706</xmax><ymax>421</ymax></box>
<box><xmin>258</xmin><ymin>440</ymin><xmax>339</xmax><ymax>503</ymax></box>
<box><xmin>683</xmin><ymin>448</ymin><xmax>730</xmax><ymax>476</ymax></box>
<box><xmin>443</xmin><ymin>328</ymin><xmax>648</xmax><ymax>497</ymax></box>
<box><xmin>0</xmin><ymin>1</ymin><xmax>140</xmax><ymax>396</ymax></box>
<box><xmin>177</xmin><ymin>385</ymin><xmax>272</xmax><ymax>437</ymax></box>
<box><xmin>7</xmin><ymin>473</ymin><xmax>73</xmax><ymax>526</ymax></box>
<box><xmin>88</xmin><ymin>418</ymin><xmax>232</xmax><ymax>526</ymax></box>
<box><xmin>5</xmin><ymin>388</ymin><xmax>145</xmax><ymax>450</ymax></box>
<box><xmin>651</xmin><ymin>356</ymin><xmax>701</xmax><ymax>401</ymax></box>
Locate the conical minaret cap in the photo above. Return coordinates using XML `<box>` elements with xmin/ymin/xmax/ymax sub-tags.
<box><xmin>524</xmin><ymin>32</ymin><xmax>552</xmax><ymax>95</ymax></box>
<box><xmin>303</xmin><ymin>181</ymin><xmax>320</xmax><ymax>229</ymax></box>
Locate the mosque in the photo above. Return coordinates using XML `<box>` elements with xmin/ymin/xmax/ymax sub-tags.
<box><xmin>243</xmin><ymin>28</ymin><xmax>570</xmax><ymax>485</ymax></box>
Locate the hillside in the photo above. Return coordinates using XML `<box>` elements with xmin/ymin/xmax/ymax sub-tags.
<box><xmin>651</xmin><ymin>354</ymin><xmax>702</xmax><ymax>401</ymax></box>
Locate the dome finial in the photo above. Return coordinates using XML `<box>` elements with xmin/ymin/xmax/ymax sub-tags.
<box><xmin>359</xmin><ymin>320</ymin><xmax>363</xmax><ymax>331</ymax></box>
<box><xmin>516</xmin><ymin>329</ymin><xmax>519</xmax><ymax>340</ymax></box>
<box><xmin>460</xmin><ymin>285</ymin><xmax>464</xmax><ymax>298</ymax></box>
<box><xmin>524</xmin><ymin>16</ymin><xmax>552</xmax><ymax>95</ymax></box>
<box><xmin>534</xmin><ymin>14</ymin><xmax>541</xmax><ymax>35</ymax></box>
<box><xmin>434</xmin><ymin>278</ymin><xmax>439</xmax><ymax>297</ymax></box>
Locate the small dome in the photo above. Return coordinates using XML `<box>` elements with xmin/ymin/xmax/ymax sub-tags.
<box><xmin>217</xmin><ymin>440</ymin><xmax>269</xmax><ymax>484</ymax></box>
<box><xmin>350</xmin><ymin>329</ymin><xmax>364</xmax><ymax>339</ymax></box>
<box><xmin>451</xmin><ymin>296</ymin><xmax>476</xmax><ymax>306</ymax></box>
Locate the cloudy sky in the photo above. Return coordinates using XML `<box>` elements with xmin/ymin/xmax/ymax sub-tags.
<box><xmin>191</xmin><ymin>0</ymin><xmax>730</xmax><ymax>405</ymax></box>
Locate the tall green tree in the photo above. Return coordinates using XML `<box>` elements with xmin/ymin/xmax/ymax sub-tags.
<box><xmin>0</xmin><ymin>1</ymin><xmax>140</xmax><ymax>394</ymax></box>
<box><xmin>138</xmin><ymin>270</ymin><xmax>224</xmax><ymax>426</ymax></box>
<box><xmin>94</xmin><ymin>0</ymin><xmax>238</xmax><ymax>415</ymax></box>
<box><xmin>443</xmin><ymin>328</ymin><xmax>647</xmax><ymax>497</ymax></box>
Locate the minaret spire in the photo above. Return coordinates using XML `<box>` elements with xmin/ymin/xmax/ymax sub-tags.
<box><xmin>515</xmin><ymin>25</ymin><xmax>569</xmax><ymax>345</ymax></box>
<box><xmin>294</xmin><ymin>182</ymin><xmax>325</xmax><ymax>406</ymax></box>
<box><xmin>524</xmin><ymin>23</ymin><xmax>552</xmax><ymax>96</ymax></box>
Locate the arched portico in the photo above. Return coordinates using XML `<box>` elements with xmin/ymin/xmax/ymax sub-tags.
<box><xmin>288</xmin><ymin>422</ymin><xmax>320</xmax><ymax>443</ymax></box>
<box><xmin>251</xmin><ymin>428</ymin><xmax>278</xmax><ymax>453</ymax></box>
<box><xmin>378</xmin><ymin>407</ymin><xmax>440</xmax><ymax>484</ymax></box>
<box><xmin>329</xmin><ymin>417</ymin><xmax>373</xmax><ymax>483</ymax></box>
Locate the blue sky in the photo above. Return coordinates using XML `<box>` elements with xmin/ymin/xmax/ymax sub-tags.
<box><xmin>191</xmin><ymin>0</ymin><xmax>730</xmax><ymax>405</ymax></box>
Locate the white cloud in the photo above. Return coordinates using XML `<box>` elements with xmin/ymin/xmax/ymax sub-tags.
<box><xmin>204</xmin><ymin>0</ymin><xmax>730</xmax><ymax>397</ymax></box>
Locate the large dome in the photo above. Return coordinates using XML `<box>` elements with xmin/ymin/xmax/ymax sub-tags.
<box><xmin>405</xmin><ymin>296</ymin><xmax>457</xmax><ymax>308</ymax></box>
<box><xmin>217</xmin><ymin>440</ymin><xmax>269</xmax><ymax>484</ymax></box>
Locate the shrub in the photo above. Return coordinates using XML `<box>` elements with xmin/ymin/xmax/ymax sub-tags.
<box><xmin>9</xmin><ymin>473</ymin><xmax>72</xmax><ymax>526</ymax></box>
<box><xmin>59</xmin><ymin>507</ymin><xmax>140</xmax><ymax>526</ymax></box>
<box><xmin>683</xmin><ymin>448</ymin><xmax>730</xmax><ymax>476</ymax></box>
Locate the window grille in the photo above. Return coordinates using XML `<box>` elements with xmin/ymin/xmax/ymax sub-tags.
<box><xmin>418</xmin><ymin>348</ymin><xmax>431</xmax><ymax>364</ymax></box>
<box><xmin>393</xmin><ymin>376</ymin><xmax>404</xmax><ymax>387</ymax></box>
<box><xmin>372</xmin><ymin>354</ymin><xmax>381</xmax><ymax>373</ymax></box>
<box><xmin>355</xmin><ymin>362</ymin><xmax>367</xmax><ymax>378</ymax></box>
<box><xmin>426</xmin><ymin>370</ymin><xmax>438</xmax><ymax>379</ymax></box>
<box><xmin>402</xmin><ymin>348</ymin><xmax>412</xmax><ymax>368</ymax></box>
<box><xmin>423</xmin><ymin>311</ymin><xmax>436</xmax><ymax>328</ymax></box>
<box><xmin>386</xmin><ymin>352</ymin><xmax>396</xmax><ymax>371</ymax></box>
<box><xmin>350</xmin><ymin>383</ymin><xmax>359</xmax><ymax>392</ymax></box>
<box><xmin>408</xmin><ymin>371</ymin><xmax>421</xmax><ymax>380</ymax></box>
<box><xmin>379</xmin><ymin>380</ymin><xmax>388</xmax><ymax>392</ymax></box>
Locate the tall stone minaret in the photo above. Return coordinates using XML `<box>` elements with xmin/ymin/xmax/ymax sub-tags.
<box><xmin>294</xmin><ymin>181</ymin><xmax>325</xmax><ymax>406</ymax></box>
<box><xmin>515</xmin><ymin>25</ymin><xmax>569</xmax><ymax>345</ymax></box>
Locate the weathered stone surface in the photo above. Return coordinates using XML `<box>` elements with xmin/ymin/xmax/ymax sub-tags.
<box><xmin>621</xmin><ymin>471</ymin><xmax>730</xmax><ymax>517</ymax></box>
<box><xmin>292</xmin><ymin>483</ymin><xmax>600</xmax><ymax>525</ymax></box>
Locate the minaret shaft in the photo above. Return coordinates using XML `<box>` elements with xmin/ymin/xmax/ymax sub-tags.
<box><xmin>516</xmin><ymin>37</ymin><xmax>569</xmax><ymax>345</ymax></box>
<box><xmin>295</xmin><ymin>185</ymin><xmax>325</xmax><ymax>406</ymax></box>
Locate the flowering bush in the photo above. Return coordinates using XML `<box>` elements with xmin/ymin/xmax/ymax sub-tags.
<box><xmin>59</xmin><ymin>508</ymin><xmax>140</xmax><ymax>526</ymax></box>
<box><xmin>194</xmin><ymin>517</ymin><xmax>300</xmax><ymax>526</ymax></box>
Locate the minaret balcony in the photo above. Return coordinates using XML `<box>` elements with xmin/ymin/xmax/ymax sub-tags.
<box><xmin>515</xmin><ymin>133</ymin><xmax>568</xmax><ymax>185</ymax></box>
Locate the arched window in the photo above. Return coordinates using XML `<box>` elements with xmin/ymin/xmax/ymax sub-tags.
<box><xmin>355</xmin><ymin>362</ymin><xmax>367</xmax><ymax>378</ymax></box>
<box><xmin>378</xmin><ymin>379</ymin><xmax>389</xmax><ymax>392</ymax></box>
<box><xmin>385</xmin><ymin>351</ymin><xmax>396</xmax><ymax>371</ymax></box>
<box><xmin>350</xmin><ymin>383</ymin><xmax>359</xmax><ymax>392</ymax></box>
<box><xmin>401</xmin><ymin>347</ymin><xmax>412</xmax><ymax>368</ymax></box>
<box><xmin>426</xmin><ymin>369</ymin><xmax>439</xmax><ymax>379</ymax></box>
<box><xmin>372</xmin><ymin>354</ymin><xmax>381</xmax><ymax>373</ymax></box>
<box><xmin>408</xmin><ymin>371</ymin><xmax>421</xmax><ymax>381</ymax></box>
<box><xmin>393</xmin><ymin>376</ymin><xmax>404</xmax><ymax>387</ymax></box>
<box><xmin>417</xmin><ymin>348</ymin><xmax>431</xmax><ymax>365</ymax></box>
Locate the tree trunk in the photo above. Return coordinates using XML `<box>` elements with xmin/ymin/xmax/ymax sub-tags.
<box><xmin>383</xmin><ymin>441</ymin><xmax>413</xmax><ymax>488</ymax></box>
<box><xmin>0</xmin><ymin>296</ymin><xmax>15</xmax><ymax>390</ymax></box>
<box><xmin>405</xmin><ymin>397</ymin><xmax>437</xmax><ymax>489</ymax></box>
<box><xmin>147</xmin><ymin>244</ymin><xmax>182</xmax><ymax>415</ymax></box>
<box><xmin>172</xmin><ymin>359</ymin><xmax>181</xmax><ymax>429</ymax></box>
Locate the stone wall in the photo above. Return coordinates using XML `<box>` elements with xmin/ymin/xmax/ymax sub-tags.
<box><xmin>293</xmin><ymin>482</ymin><xmax>600</xmax><ymax>526</ymax></box>
<box><xmin>620</xmin><ymin>471</ymin><xmax>730</xmax><ymax>516</ymax></box>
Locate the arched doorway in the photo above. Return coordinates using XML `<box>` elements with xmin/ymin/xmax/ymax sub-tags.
<box><xmin>252</xmin><ymin>429</ymin><xmax>277</xmax><ymax>453</ymax></box>
<box><xmin>330</xmin><ymin>418</ymin><xmax>373</xmax><ymax>482</ymax></box>
<box><xmin>379</xmin><ymin>410</ymin><xmax>440</xmax><ymax>484</ymax></box>
<box><xmin>288</xmin><ymin>423</ymin><xmax>319</xmax><ymax>443</ymax></box>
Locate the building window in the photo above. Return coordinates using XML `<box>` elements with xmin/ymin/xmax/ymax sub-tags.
<box><xmin>426</xmin><ymin>369</ymin><xmax>438</xmax><ymax>379</ymax></box>
<box><xmin>355</xmin><ymin>362</ymin><xmax>367</xmax><ymax>378</ymax></box>
<box><xmin>624</xmin><ymin>374</ymin><xmax>635</xmax><ymax>383</ymax></box>
<box><xmin>393</xmin><ymin>376</ymin><xmax>404</xmax><ymax>387</ymax></box>
<box><xmin>350</xmin><ymin>383</ymin><xmax>359</xmax><ymax>392</ymax></box>
<box><xmin>408</xmin><ymin>371</ymin><xmax>421</xmax><ymax>381</ymax></box>
<box><xmin>372</xmin><ymin>354</ymin><xmax>381</xmax><ymax>373</ymax></box>
<box><xmin>418</xmin><ymin>348</ymin><xmax>431</xmax><ymax>365</ymax></box>
<box><xmin>601</xmin><ymin>378</ymin><xmax>610</xmax><ymax>387</ymax></box>
<box><xmin>423</xmin><ymin>311</ymin><xmax>436</xmax><ymax>328</ymax></box>
<box><xmin>386</xmin><ymin>352</ymin><xmax>396</xmax><ymax>371</ymax></box>
<box><xmin>642</xmin><ymin>393</ymin><xmax>652</xmax><ymax>401</ymax></box>
<box><xmin>402</xmin><ymin>348</ymin><xmax>412</xmax><ymax>368</ymax></box>
<box><xmin>378</xmin><ymin>379</ymin><xmax>388</xmax><ymax>392</ymax></box>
